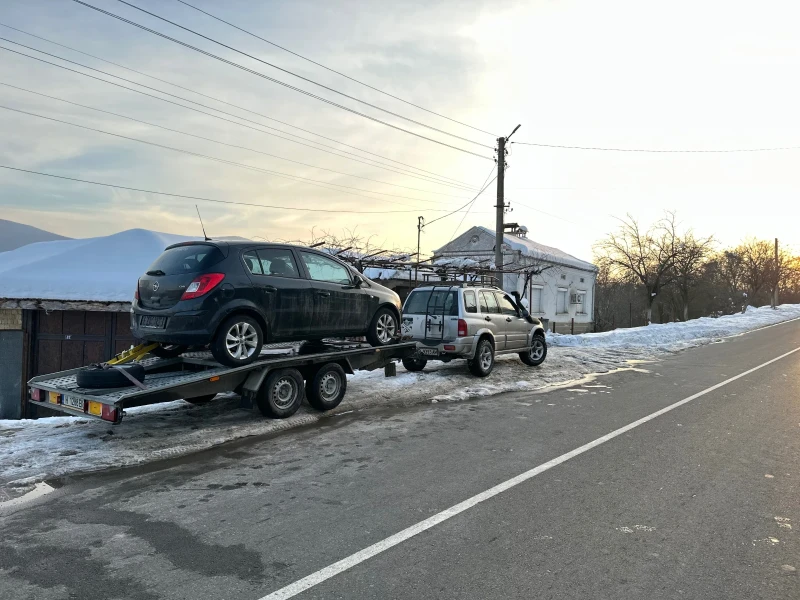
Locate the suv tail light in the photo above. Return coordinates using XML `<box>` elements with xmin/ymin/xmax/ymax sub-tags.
<box><xmin>457</xmin><ymin>319</ymin><xmax>468</xmax><ymax>337</ymax></box>
<box><xmin>134</xmin><ymin>285</ymin><xmax>140</xmax><ymax>300</ymax></box>
<box><xmin>181</xmin><ymin>273</ymin><xmax>225</xmax><ymax>300</ymax></box>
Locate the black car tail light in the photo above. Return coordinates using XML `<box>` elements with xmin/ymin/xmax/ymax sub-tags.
<box><xmin>181</xmin><ymin>273</ymin><xmax>225</xmax><ymax>300</ymax></box>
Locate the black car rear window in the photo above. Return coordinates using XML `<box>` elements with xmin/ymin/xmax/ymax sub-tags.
<box><xmin>146</xmin><ymin>245</ymin><xmax>224</xmax><ymax>275</ymax></box>
<box><xmin>404</xmin><ymin>290</ymin><xmax>458</xmax><ymax>316</ymax></box>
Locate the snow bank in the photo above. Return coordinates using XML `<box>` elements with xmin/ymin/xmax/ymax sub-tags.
<box><xmin>0</xmin><ymin>229</ymin><xmax>199</xmax><ymax>302</ymax></box>
<box><xmin>550</xmin><ymin>304</ymin><xmax>800</xmax><ymax>351</ymax></box>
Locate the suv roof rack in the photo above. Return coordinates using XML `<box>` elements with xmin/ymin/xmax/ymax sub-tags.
<box><xmin>417</xmin><ymin>281</ymin><xmax>501</xmax><ymax>289</ymax></box>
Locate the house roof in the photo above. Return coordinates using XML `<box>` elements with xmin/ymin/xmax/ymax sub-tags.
<box><xmin>0</xmin><ymin>229</ymin><xmax>201</xmax><ymax>303</ymax></box>
<box><xmin>435</xmin><ymin>226</ymin><xmax>597</xmax><ymax>273</ymax></box>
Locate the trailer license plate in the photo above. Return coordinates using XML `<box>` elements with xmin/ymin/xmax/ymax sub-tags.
<box><xmin>420</xmin><ymin>348</ymin><xmax>439</xmax><ymax>356</ymax></box>
<box><xmin>140</xmin><ymin>316</ymin><xmax>166</xmax><ymax>329</ymax></box>
<box><xmin>62</xmin><ymin>395</ymin><xmax>84</xmax><ymax>410</ymax></box>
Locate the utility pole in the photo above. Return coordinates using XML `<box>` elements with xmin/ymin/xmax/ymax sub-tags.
<box><xmin>416</xmin><ymin>216</ymin><xmax>424</xmax><ymax>284</ymax></box>
<box><xmin>494</xmin><ymin>124</ymin><xmax>521</xmax><ymax>288</ymax></box>
<box><xmin>773</xmin><ymin>237</ymin><xmax>779</xmax><ymax>308</ymax></box>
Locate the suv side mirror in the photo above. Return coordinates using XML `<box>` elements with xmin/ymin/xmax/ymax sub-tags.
<box><xmin>521</xmin><ymin>308</ymin><xmax>530</xmax><ymax>318</ymax></box>
<box><xmin>353</xmin><ymin>275</ymin><xmax>365</xmax><ymax>288</ymax></box>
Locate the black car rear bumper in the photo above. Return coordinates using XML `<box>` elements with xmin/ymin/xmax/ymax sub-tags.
<box><xmin>130</xmin><ymin>309</ymin><xmax>213</xmax><ymax>345</ymax></box>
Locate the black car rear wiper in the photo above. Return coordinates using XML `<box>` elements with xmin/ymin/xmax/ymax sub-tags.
<box><xmin>146</xmin><ymin>269</ymin><xmax>166</xmax><ymax>276</ymax></box>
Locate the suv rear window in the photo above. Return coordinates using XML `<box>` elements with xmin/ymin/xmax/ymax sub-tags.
<box><xmin>404</xmin><ymin>290</ymin><xmax>458</xmax><ymax>316</ymax></box>
<box><xmin>146</xmin><ymin>244</ymin><xmax>224</xmax><ymax>275</ymax></box>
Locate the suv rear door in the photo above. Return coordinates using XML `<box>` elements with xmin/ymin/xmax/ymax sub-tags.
<box><xmin>496</xmin><ymin>292</ymin><xmax>529</xmax><ymax>349</ymax></box>
<box><xmin>478</xmin><ymin>290</ymin><xmax>505</xmax><ymax>350</ymax></box>
<box><xmin>242</xmin><ymin>247</ymin><xmax>313</xmax><ymax>339</ymax></box>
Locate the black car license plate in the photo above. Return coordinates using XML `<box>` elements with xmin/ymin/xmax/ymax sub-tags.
<box><xmin>140</xmin><ymin>315</ymin><xmax>166</xmax><ymax>329</ymax></box>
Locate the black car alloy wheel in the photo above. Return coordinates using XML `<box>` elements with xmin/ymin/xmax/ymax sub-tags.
<box><xmin>211</xmin><ymin>315</ymin><xmax>264</xmax><ymax>367</ymax></box>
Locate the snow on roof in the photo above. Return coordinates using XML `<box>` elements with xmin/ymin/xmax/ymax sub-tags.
<box><xmin>0</xmin><ymin>229</ymin><xmax>202</xmax><ymax>303</ymax></box>
<box><xmin>478</xmin><ymin>226</ymin><xmax>596</xmax><ymax>272</ymax></box>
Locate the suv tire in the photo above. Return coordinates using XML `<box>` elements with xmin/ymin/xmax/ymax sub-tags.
<box><xmin>520</xmin><ymin>334</ymin><xmax>547</xmax><ymax>366</ymax></box>
<box><xmin>257</xmin><ymin>368</ymin><xmax>304</xmax><ymax>418</ymax></box>
<box><xmin>211</xmin><ymin>315</ymin><xmax>263</xmax><ymax>367</ymax></box>
<box><xmin>306</xmin><ymin>363</ymin><xmax>347</xmax><ymax>411</ymax></box>
<box><xmin>366</xmin><ymin>307</ymin><xmax>398</xmax><ymax>346</ymax></box>
<box><xmin>402</xmin><ymin>357</ymin><xmax>427</xmax><ymax>372</ymax></box>
<box><xmin>468</xmin><ymin>338</ymin><xmax>495</xmax><ymax>377</ymax></box>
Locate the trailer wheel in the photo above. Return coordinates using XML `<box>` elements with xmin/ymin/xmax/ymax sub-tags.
<box><xmin>401</xmin><ymin>357</ymin><xmax>427</xmax><ymax>372</ymax></box>
<box><xmin>257</xmin><ymin>368</ymin><xmax>304</xmax><ymax>418</ymax></box>
<box><xmin>306</xmin><ymin>363</ymin><xmax>347</xmax><ymax>411</ymax></box>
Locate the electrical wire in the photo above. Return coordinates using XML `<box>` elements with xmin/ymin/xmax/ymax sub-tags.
<box><xmin>447</xmin><ymin>166</ymin><xmax>497</xmax><ymax>242</ymax></box>
<box><xmin>172</xmin><ymin>0</ymin><xmax>497</xmax><ymax>138</ymax></box>
<box><xmin>510</xmin><ymin>199</ymin><xmax>584</xmax><ymax>226</ymax></box>
<box><xmin>71</xmin><ymin>0</ymin><xmax>493</xmax><ymax>158</ymax></box>
<box><xmin>0</xmin><ymin>82</ymin><xmax>475</xmax><ymax>202</ymax></box>
<box><xmin>512</xmin><ymin>141</ymin><xmax>800</xmax><ymax>153</ymax></box>
<box><xmin>0</xmin><ymin>104</ymin><xmax>465</xmax><ymax>209</ymax></box>
<box><xmin>424</xmin><ymin>167</ymin><xmax>498</xmax><ymax>227</ymax></box>
<box><xmin>0</xmin><ymin>22</ymin><xmax>477</xmax><ymax>189</ymax></box>
<box><xmin>0</xmin><ymin>42</ymin><xmax>478</xmax><ymax>192</ymax></box>
<box><xmin>0</xmin><ymin>165</ymin><xmax>453</xmax><ymax>214</ymax></box>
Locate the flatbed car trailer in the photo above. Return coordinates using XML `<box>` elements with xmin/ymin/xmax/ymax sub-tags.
<box><xmin>27</xmin><ymin>341</ymin><xmax>418</xmax><ymax>424</ymax></box>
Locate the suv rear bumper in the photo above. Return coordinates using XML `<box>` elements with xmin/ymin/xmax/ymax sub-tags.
<box><xmin>413</xmin><ymin>337</ymin><xmax>476</xmax><ymax>360</ymax></box>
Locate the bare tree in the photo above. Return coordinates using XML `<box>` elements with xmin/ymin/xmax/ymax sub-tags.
<box><xmin>737</xmin><ymin>238</ymin><xmax>774</xmax><ymax>301</ymax></box>
<box><xmin>674</xmin><ymin>231</ymin><xmax>715</xmax><ymax>320</ymax></box>
<box><xmin>594</xmin><ymin>212</ymin><xmax>679</xmax><ymax>324</ymax></box>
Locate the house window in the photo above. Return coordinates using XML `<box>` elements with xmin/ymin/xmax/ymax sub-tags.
<box><xmin>530</xmin><ymin>285</ymin><xmax>543</xmax><ymax>313</ymax></box>
<box><xmin>580</xmin><ymin>277</ymin><xmax>585</xmax><ymax>283</ymax></box>
<box><xmin>560</xmin><ymin>274</ymin><xmax>566</xmax><ymax>280</ymax></box>
<box><xmin>556</xmin><ymin>288</ymin><xmax>568</xmax><ymax>314</ymax></box>
<box><xmin>574</xmin><ymin>290</ymin><xmax>586</xmax><ymax>314</ymax></box>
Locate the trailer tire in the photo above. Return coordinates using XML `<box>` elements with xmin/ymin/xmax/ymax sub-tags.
<box><xmin>401</xmin><ymin>357</ymin><xmax>427</xmax><ymax>372</ymax></box>
<box><xmin>76</xmin><ymin>364</ymin><xmax>146</xmax><ymax>389</ymax></box>
<box><xmin>149</xmin><ymin>344</ymin><xmax>188</xmax><ymax>359</ymax></box>
<box><xmin>257</xmin><ymin>368</ymin><xmax>304</xmax><ymax>418</ymax></box>
<box><xmin>306</xmin><ymin>363</ymin><xmax>347</xmax><ymax>411</ymax></box>
<box><xmin>185</xmin><ymin>394</ymin><xmax>216</xmax><ymax>405</ymax></box>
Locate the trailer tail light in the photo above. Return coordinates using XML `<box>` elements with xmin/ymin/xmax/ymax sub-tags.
<box><xmin>457</xmin><ymin>319</ymin><xmax>468</xmax><ymax>337</ymax></box>
<box><xmin>30</xmin><ymin>388</ymin><xmax>41</xmax><ymax>401</ymax></box>
<box><xmin>101</xmin><ymin>404</ymin><xmax>118</xmax><ymax>423</ymax></box>
<box><xmin>181</xmin><ymin>273</ymin><xmax>225</xmax><ymax>300</ymax></box>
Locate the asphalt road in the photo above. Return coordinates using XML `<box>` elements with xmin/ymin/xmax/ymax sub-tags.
<box><xmin>1</xmin><ymin>319</ymin><xmax>798</xmax><ymax>599</ymax></box>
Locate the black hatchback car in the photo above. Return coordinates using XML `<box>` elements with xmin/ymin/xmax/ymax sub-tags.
<box><xmin>131</xmin><ymin>241</ymin><xmax>402</xmax><ymax>366</ymax></box>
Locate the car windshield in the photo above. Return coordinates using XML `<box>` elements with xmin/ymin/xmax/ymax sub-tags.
<box><xmin>146</xmin><ymin>245</ymin><xmax>224</xmax><ymax>275</ymax></box>
<box><xmin>404</xmin><ymin>290</ymin><xmax>458</xmax><ymax>316</ymax></box>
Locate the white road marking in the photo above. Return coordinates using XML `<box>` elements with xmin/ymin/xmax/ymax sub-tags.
<box><xmin>258</xmin><ymin>346</ymin><xmax>800</xmax><ymax>600</ymax></box>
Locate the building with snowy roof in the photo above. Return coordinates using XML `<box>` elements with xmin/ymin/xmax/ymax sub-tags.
<box><xmin>433</xmin><ymin>225</ymin><xmax>598</xmax><ymax>333</ymax></box>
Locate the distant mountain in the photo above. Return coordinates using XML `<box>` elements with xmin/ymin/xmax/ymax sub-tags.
<box><xmin>0</xmin><ymin>219</ymin><xmax>71</xmax><ymax>253</ymax></box>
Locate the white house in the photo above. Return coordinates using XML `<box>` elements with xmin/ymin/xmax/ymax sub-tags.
<box><xmin>433</xmin><ymin>225</ymin><xmax>598</xmax><ymax>333</ymax></box>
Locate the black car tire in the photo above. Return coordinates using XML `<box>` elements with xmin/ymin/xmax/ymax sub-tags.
<box><xmin>257</xmin><ymin>368</ymin><xmax>304</xmax><ymax>418</ymax></box>
<box><xmin>185</xmin><ymin>394</ymin><xmax>216</xmax><ymax>405</ymax></box>
<box><xmin>149</xmin><ymin>344</ymin><xmax>188</xmax><ymax>359</ymax></box>
<box><xmin>305</xmin><ymin>363</ymin><xmax>347</xmax><ymax>412</ymax></box>
<box><xmin>211</xmin><ymin>314</ymin><xmax>264</xmax><ymax>367</ymax></box>
<box><xmin>76</xmin><ymin>364</ymin><xmax>146</xmax><ymax>389</ymax></box>
<box><xmin>520</xmin><ymin>334</ymin><xmax>547</xmax><ymax>366</ymax></box>
<box><xmin>467</xmin><ymin>338</ymin><xmax>495</xmax><ymax>377</ymax></box>
<box><xmin>366</xmin><ymin>307</ymin><xmax>398</xmax><ymax>346</ymax></box>
<box><xmin>402</xmin><ymin>357</ymin><xmax>427</xmax><ymax>372</ymax></box>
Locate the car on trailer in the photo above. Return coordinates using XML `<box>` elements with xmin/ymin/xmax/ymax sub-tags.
<box><xmin>131</xmin><ymin>241</ymin><xmax>402</xmax><ymax>367</ymax></box>
<box><xmin>400</xmin><ymin>283</ymin><xmax>547</xmax><ymax>376</ymax></box>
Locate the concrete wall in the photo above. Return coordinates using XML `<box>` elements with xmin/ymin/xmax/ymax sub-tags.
<box><xmin>0</xmin><ymin>309</ymin><xmax>24</xmax><ymax>419</ymax></box>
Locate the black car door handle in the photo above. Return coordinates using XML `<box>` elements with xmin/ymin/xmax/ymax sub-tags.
<box><xmin>263</xmin><ymin>285</ymin><xmax>277</xmax><ymax>293</ymax></box>
<box><xmin>484</xmin><ymin>316</ymin><xmax>492</xmax><ymax>321</ymax></box>
<box><xmin>315</xmin><ymin>290</ymin><xmax>331</xmax><ymax>297</ymax></box>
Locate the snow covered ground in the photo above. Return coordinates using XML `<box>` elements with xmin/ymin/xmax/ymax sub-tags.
<box><xmin>2</xmin><ymin>304</ymin><xmax>799</xmax><ymax>490</ymax></box>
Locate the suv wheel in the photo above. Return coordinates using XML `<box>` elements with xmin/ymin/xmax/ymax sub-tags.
<box><xmin>468</xmin><ymin>338</ymin><xmax>495</xmax><ymax>377</ymax></box>
<box><xmin>211</xmin><ymin>315</ymin><xmax>263</xmax><ymax>367</ymax></box>
<box><xmin>520</xmin><ymin>334</ymin><xmax>547</xmax><ymax>366</ymax></box>
<box><xmin>366</xmin><ymin>307</ymin><xmax>398</xmax><ymax>346</ymax></box>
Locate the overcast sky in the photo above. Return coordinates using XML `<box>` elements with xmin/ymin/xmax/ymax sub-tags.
<box><xmin>1</xmin><ymin>0</ymin><xmax>799</xmax><ymax>261</ymax></box>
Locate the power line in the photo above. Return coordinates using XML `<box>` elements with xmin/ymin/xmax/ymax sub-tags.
<box><xmin>0</xmin><ymin>81</ymin><xmax>474</xmax><ymax>202</ymax></box>
<box><xmin>0</xmin><ymin>42</ymin><xmax>478</xmax><ymax>192</ymax></box>
<box><xmin>510</xmin><ymin>199</ymin><xmax>584</xmax><ymax>226</ymax></box>
<box><xmin>424</xmin><ymin>167</ymin><xmax>498</xmax><ymax>227</ymax></box>
<box><xmin>0</xmin><ymin>165</ymin><xmax>456</xmax><ymax>214</ymax></box>
<box><xmin>172</xmin><ymin>0</ymin><xmax>497</xmax><ymax>138</ymax></box>
<box><xmin>512</xmin><ymin>141</ymin><xmax>800</xmax><ymax>153</ymax></box>
<box><xmin>70</xmin><ymin>0</ymin><xmax>493</xmax><ymax>158</ymax></box>
<box><xmin>0</xmin><ymin>22</ymin><xmax>477</xmax><ymax>189</ymax></box>
<box><xmin>0</xmin><ymin>104</ymin><xmax>465</xmax><ymax>209</ymax></box>
<box><xmin>447</xmin><ymin>166</ymin><xmax>497</xmax><ymax>242</ymax></box>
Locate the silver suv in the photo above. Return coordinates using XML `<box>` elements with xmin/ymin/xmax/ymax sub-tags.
<box><xmin>400</xmin><ymin>284</ymin><xmax>547</xmax><ymax>377</ymax></box>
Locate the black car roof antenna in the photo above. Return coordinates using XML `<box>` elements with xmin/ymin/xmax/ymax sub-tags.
<box><xmin>195</xmin><ymin>205</ymin><xmax>211</xmax><ymax>241</ymax></box>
